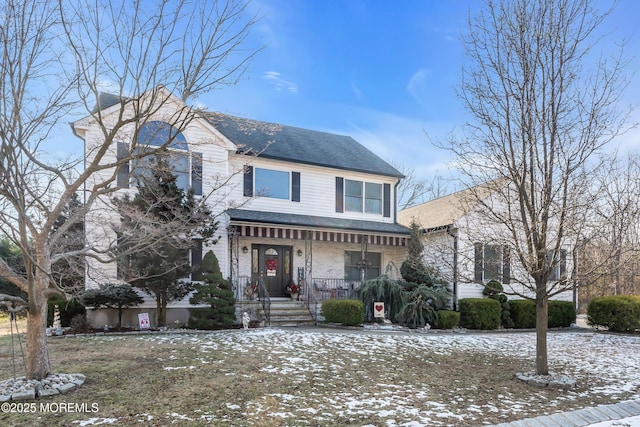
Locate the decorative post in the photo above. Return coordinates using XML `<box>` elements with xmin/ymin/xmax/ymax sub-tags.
<box><xmin>53</xmin><ymin>304</ymin><xmax>62</xmax><ymax>336</ymax></box>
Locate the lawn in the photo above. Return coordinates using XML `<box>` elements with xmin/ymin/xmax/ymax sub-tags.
<box><xmin>0</xmin><ymin>326</ymin><xmax>639</xmax><ymax>426</ymax></box>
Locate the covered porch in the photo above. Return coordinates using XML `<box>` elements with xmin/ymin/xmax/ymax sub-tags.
<box><xmin>226</xmin><ymin>209</ymin><xmax>410</xmax><ymax>307</ymax></box>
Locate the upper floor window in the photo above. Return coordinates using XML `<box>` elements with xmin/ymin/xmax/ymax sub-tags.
<box><xmin>243</xmin><ymin>166</ymin><xmax>300</xmax><ymax>202</ymax></box>
<box><xmin>255</xmin><ymin>168</ymin><xmax>290</xmax><ymax>199</ymax></box>
<box><xmin>336</xmin><ymin>177</ymin><xmax>390</xmax><ymax>217</ymax></box>
<box><xmin>117</xmin><ymin>121</ymin><xmax>202</xmax><ymax>195</ymax></box>
<box><xmin>474</xmin><ymin>243</ymin><xmax>510</xmax><ymax>284</ymax></box>
<box><xmin>344</xmin><ymin>180</ymin><xmax>383</xmax><ymax>214</ymax></box>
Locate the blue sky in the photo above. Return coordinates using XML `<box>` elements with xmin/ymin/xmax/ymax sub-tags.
<box><xmin>196</xmin><ymin>0</ymin><xmax>640</xmax><ymax>186</ymax></box>
<box><xmin>56</xmin><ymin>0</ymin><xmax>639</xmax><ymax>188</ymax></box>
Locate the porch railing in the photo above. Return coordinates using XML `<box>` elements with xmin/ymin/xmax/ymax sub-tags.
<box><xmin>309</xmin><ymin>278</ymin><xmax>362</xmax><ymax>301</ymax></box>
<box><xmin>233</xmin><ymin>275</ymin><xmax>253</xmax><ymax>301</ymax></box>
<box><xmin>257</xmin><ymin>277</ymin><xmax>271</xmax><ymax>326</ymax></box>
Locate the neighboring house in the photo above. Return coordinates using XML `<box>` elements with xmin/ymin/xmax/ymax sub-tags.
<box><xmin>73</xmin><ymin>88</ymin><xmax>410</xmax><ymax>327</ymax></box>
<box><xmin>398</xmin><ymin>184</ymin><xmax>574</xmax><ymax>306</ymax></box>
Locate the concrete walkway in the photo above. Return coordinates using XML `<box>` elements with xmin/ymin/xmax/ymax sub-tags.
<box><xmin>488</xmin><ymin>399</ymin><xmax>640</xmax><ymax>427</ymax></box>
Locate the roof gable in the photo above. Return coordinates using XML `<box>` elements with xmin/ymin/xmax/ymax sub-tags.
<box><xmin>205</xmin><ymin>113</ymin><xmax>403</xmax><ymax>178</ymax></box>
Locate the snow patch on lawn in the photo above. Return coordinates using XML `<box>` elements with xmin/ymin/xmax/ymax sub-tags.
<box><xmin>136</xmin><ymin>328</ymin><xmax>640</xmax><ymax>425</ymax></box>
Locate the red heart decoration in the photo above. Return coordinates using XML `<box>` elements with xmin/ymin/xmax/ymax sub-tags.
<box><xmin>375</xmin><ymin>304</ymin><xmax>383</xmax><ymax>312</ymax></box>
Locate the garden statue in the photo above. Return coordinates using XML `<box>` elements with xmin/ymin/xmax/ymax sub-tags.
<box><xmin>242</xmin><ymin>312</ymin><xmax>250</xmax><ymax>330</ymax></box>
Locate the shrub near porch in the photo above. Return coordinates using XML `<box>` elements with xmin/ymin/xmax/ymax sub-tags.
<box><xmin>321</xmin><ymin>299</ymin><xmax>364</xmax><ymax>326</ymax></box>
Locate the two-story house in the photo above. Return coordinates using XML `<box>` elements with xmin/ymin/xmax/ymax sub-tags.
<box><xmin>73</xmin><ymin>87</ymin><xmax>409</xmax><ymax>327</ymax></box>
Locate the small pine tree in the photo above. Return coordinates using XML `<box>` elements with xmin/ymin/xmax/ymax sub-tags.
<box><xmin>81</xmin><ymin>283</ymin><xmax>143</xmax><ymax>330</ymax></box>
<box><xmin>400</xmin><ymin>220</ymin><xmax>434</xmax><ymax>285</ymax></box>
<box><xmin>189</xmin><ymin>251</ymin><xmax>236</xmax><ymax>328</ymax></box>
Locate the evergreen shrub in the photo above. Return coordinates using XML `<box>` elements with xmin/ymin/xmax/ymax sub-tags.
<box><xmin>509</xmin><ymin>299</ymin><xmax>576</xmax><ymax>328</ymax></box>
<box><xmin>588</xmin><ymin>295</ymin><xmax>640</xmax><ymax>332</ymax></box>
<box><xmin>322</xmin><ymin>299</ymin><xmax>364</xmax><ymax>326</ymax></box>
<box><xmin>398</xmin><ymin>284</ymin><xmax>451</xmax><ymax>329</ymax></box>
<box><xmin>189</xmin><ymin>251</ymin><xmax>236</xmax><ymax>329</ymax></box>
<box><xmin>510</xmin><ymin>300</ymin><xmax>536</xmax><ymax>329</ymax></box>
<box><xmin>548</xmin><ymin>301</ymin><xmax>576</xmax><ymax>328</ymax></box>
<box><xmin>436</xmin><ymin>310</ymin><xmax>460</xmax><ymax>329</ymax></box>
<box><xmin>459</xmin><ymin>298</ymin><xmax>501</xmax><ymax>330</ymax></box>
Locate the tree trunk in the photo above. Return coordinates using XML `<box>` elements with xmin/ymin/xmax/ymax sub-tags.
<box><xmin>25</xmin><ymin>288</ymin><xmax>51</xmax><ymax>380</ymax></box>
<box><xmin>535</xmin><ymin>294</ymin><xmax>549</xmax><ymax>376</ymax></box>
<box><xmin>117</xmin><ymin>306</ymin><xmax>123</xmax><ymax>330</ymax></box>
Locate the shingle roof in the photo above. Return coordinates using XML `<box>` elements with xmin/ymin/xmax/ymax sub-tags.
<box><xmin>205</xmin><ymin>113</ymin><xmax>403</xmax><ymax>178</ymax></box>
<box><xmin>91</xmin><ymin>93</ymin><xmax>124</xmax><ymax>113</ymax></box>
<box><xmin>227</xmin><ymin>209</ymin><xmax>410</xmax><ymax>235</ymax></box>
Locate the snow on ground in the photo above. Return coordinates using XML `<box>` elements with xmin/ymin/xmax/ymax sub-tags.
<box><xmin>76</xmin><ymin>328</ymin><xmax>640</xmax><ymax>426</ymax></box>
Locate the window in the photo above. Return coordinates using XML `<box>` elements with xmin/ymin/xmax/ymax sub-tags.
<box><xmin>243</xmin><ymin>166</ymin><xmax>301</xmax><ymax>201</ymax></box>
<box><xmin>345</xmin><ymin>251</ymin><xmax>381</xmax><ymax>281</ymax></box>
<box><xmin>345</xmin><ymin>180</ymin><xmax>382</xmax><ymax>213</ymax></box>
<box><xmin>365</xmin><ymin>182</ymin><xmax>382</xmax><ymax>214</ymax></box>
<box><xmin>336</xmin><ymin>177</ymin><xmax>390</xmax><ymax>216</ymax></box>
<box><xmin>190</xmin><ymin>239</ymin><xmax>203</xmax><ymax>280</ymax></box>
<box><xmin>123</xmin><ymin>121</ymin><xmax>202</xmax><ymax>194</ymax></box>
<box><xmin>255</xmin><ymin>168</ymin><xmax>290</xmax><ymax>199</ymax></box>
<box><xmin>547</xmin><ymin>249</ymin><xmax>567</xmax><ymax>282</ymax></box>
<box><xmin>474</xmin><ymin>243</ymin><xmax>510</xmax><ymax>284</ymax></box>
<box><xmin>345</xmin><ymin>180</ymin><xmax>363</xmax><ymax>212</ymax></box>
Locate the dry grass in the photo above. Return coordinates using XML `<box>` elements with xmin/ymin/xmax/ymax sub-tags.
<box><xmin>0</xmin><ymin>322</ymin><xmax>630</xmax><ymax>427</ymax></box>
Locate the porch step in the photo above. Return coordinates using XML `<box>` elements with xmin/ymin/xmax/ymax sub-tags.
<box><xmin>266</xmin><ymin>299</ymin><xmax>315</xmax><ymax>326</ymax></box>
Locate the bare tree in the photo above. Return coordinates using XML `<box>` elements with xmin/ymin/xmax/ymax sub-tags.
<box><xmin>577</xmin><ymin>152</ymin><xmax>640</xmax><ymax>306</ymax></box>
<box><xmin>0</xmin><ymin>0</ymin><xmax>260</xmax><ymax>380</ymax></box>
<box><xmin>393</xmin><ymin>161</ymin><xmax>449</xmax><ymax>209</ymax></box>
<box><xmin>447</xmin><ymin>0</ymin><xmax>631</xmax><ymax>375</ymax></box>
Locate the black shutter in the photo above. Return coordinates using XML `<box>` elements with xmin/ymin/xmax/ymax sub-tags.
<box><xmin>243</xmin><ymin>166</ymin><xmax>253</xmax><ymax>197</ymax></box>
<box><xmin>502</xmin><ymin>245</ymin><xmax>510</xmax><ymax>284</ymax></box>
<box><xmin>116</xmin><ymin>142</ymin><xmax>130</xmax><ymax>188</ymax></box>
<box><xmin>192</xmin><ymin>152</ymin><xmax>203</xmax><ymax>195</ymax></box>
<box><xmin>383</xmin><ymin>183</ymin><xmax>391</xmax><ymax>217</ymax></box>
<box><xmin>291</xmin><ymin>172</ymin><xmax>300</xmax><ymax>202</ymax></box>
<box><xmin>191</xmin><ymin>239</ymin><xmax>203</xmax><ymax>280</ymax></box>
<box><xmin>335</xmin><ymin>177</ymin><xmax>344</xmax><ymax>213</ymax></box>
<box><xmin>474</xmin><ymin>243</ymin><xmax>483</xmax><ymax>283</ymax></box>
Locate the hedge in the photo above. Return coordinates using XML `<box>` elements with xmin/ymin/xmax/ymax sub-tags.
<box><xmin>321</xmin><ymin>299</ymin><xmax>365</xmax><ymax>326</ymax></box>
<box><xmin>588</xmin><ymin>295</ymin><xmax>640</xmax><ymax>332</ymax></box>
<box><xmin>510</xmin><ymin>299</ymin><xmax>576</xmax><ymax>329</ymax></box>
<box><xmin>459</xmin><ymin>298</ymin><xmax>501</xmax><ymax>330</ymax></box>
<box><xmin>436</xmin><ymin>310</ymin><xmax>460</xmax><ymax>329</ymax></box>
<box><xmin>548</xmin><ymin>301</ymin><xmax>576</xmax><ymax>328</ymax></box>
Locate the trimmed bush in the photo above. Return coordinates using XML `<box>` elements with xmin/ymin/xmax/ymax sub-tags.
<box><xmin>459</xmin><ymin>298</ymin><xmax>501</xmax><ymax>330</ymax></box>
<box><xmin>588</xmin><ymin>295</ymin><xmax>640</xmax><ymax>332</ymax></box>
<box><xmin>549</xmin><ymin>301</ymin><xmax>576</xmax><ymax>328</ymax></box>
<box><xmin>436</xmin><ymin>310</ymin><xmax>460</xmax><ymax>329</ymax></box>
<box><xmin>322</xmin><ymin>299</ymin><xmax>364</xmax><ymax>326</ymax></box>
<box><xmin>482</xmin><ymin>280</ymin><xmax>504</xmax><ymax>296</ymax></box>
<box><xmin>509</xmin><ymin>299</ymin><xmax>577</xmax><ymax>329</ymax></box>
<box><xmin>510</xmin><ymin>300</ymin><xmax>536</xmax><ymax>329</ymax></box>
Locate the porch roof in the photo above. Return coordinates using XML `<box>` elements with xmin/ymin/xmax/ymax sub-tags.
<box><xmin>226</xmin><ymin>209</ymin><xmax>410</xmax><ymax>235</ymax></box>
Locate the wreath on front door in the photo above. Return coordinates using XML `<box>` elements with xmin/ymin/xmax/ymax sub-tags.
<box><xmin>266</xmin><ymin>259</ymin><xmax>278</xmax><ymax>271</ymax></box>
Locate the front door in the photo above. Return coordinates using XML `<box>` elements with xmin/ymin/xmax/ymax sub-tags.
<box><xmin>251</xmin><ymin>245</ymin><xmax>292</xmax><ymax>297</ymax></box>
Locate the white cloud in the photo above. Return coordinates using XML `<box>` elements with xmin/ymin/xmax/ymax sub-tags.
<box><xmin>407</xmin><ymin>69</ymin><xmax>431</xmax><ymax>106</ymax></box>
<box><xmin>262</xmin><ymin>71</ymin><xmax>298</xmax><ymax>93</ymax></box>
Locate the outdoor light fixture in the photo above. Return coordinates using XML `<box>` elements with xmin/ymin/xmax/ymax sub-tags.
<box><xmin>242</xmin><ymin>246</ymin><xmax>248</xmax><ymax>254</ymax></box>
<box><xmin>297</xmin><ymin>249</ymin><xmax>303</xmax><ymax>256</ymax></box>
